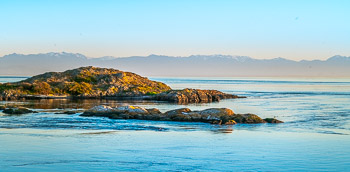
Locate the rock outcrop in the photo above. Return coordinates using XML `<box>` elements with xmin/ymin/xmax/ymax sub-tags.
<box><xmin>155</xmin><ymin>88</ymin><xmax>245</xmax><ymax>104</ymax></box>
<box><xmin>0</xmin><ymin>67</ymin><xmax>244</xmax><ymax>104</ymax></box>
<box><xmin>81</xmin><ymin>105</ymin><xmax>283</xmax><ymax>125</ymax></box>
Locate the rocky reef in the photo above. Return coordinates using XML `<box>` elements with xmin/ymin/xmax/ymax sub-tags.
<box><xmin>81</xmin><ymin>105</ymin><xmax>283</xmax><ymax>125</ymax></box>
<box><xmin>0</xmin><ymin>104</ymin><xmax>283</xmax><ymax>124</ymax></box>
<box><xmin>0</xmin><ymin>66</ymin><xmax>243</xmax><ymax>104</ymax></box>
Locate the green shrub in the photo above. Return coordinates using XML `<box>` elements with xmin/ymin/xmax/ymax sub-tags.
<box><xmin>33</xmin><ymin>81</ymin><xmax>52</xmax><ymax>95</ymax></box>
<box><xmin>65</xmin><ymin>82</ymin><xmax>93</xmax><ymax>95</ymax></box>
<box><xmin>74</xmin><ymin>72</ymin><xmax>97</xmax><ymax>84</ymax></box>
<box><xmin>146</xmin><ymin>92</ymin><xmax>158</xmax><ymax>95</ymax></box>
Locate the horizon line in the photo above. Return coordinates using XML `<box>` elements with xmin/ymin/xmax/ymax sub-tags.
<box><xmin>1</xmin><ymin>51</ymin><xmax>349</xmax><ymax>62</ymax></box>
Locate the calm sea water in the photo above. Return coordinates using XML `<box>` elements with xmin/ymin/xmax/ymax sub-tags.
<box><xmin>0</xmin><ymin>76</ymin><xmax>349</xmax><ymax>171</ymax></box>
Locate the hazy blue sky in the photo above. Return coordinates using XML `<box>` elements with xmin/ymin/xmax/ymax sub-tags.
<box><xmin>1</xmin><ymin>0</ymin><xmax>349</xmax><ymax>60</ymax></box>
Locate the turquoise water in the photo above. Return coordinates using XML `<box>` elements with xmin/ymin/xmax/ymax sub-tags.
<box><xmin>1</xmin><ymin>77</ymin><xmax>350</xmax><ymax>171</ymax></box>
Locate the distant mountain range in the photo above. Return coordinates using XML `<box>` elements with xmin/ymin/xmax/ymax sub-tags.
<box><xmin>1</xmin><ymin>52</ymin><xmax>350</xmax><ymax>77</ymax></box>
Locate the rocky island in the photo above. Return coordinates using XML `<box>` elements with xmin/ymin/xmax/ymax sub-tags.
<box><xmin>0</xmin><ymin>66</ymin><xmax>244</xmax><ymax>103</ymax></box>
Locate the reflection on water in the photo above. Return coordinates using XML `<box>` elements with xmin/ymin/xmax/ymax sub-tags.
<box><xmin>0</xmin><ymin>99</ymin><xmax>163</xmax><ymax>110</ymax></box>
<box><xmin>79</xmin><ymin>130</ymin><xmax>118</xmax><ymax>135</ymax></box>
<box><xmin>213</xmin><ymin>128</ymin><xmax>233</xmax><ymax>134</ymax></box>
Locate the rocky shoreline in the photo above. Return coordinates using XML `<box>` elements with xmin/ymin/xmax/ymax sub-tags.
<box><xmin>0</xmin><ymin>88</ymin><xmax>245</xmax><ymax>104</ymax></box>
<box><xmin>81</xmin><ymin>105</ymin><xmax>283</xmax><ymax>125</ymax></box>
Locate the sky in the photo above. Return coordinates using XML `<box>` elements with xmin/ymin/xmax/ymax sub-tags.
<box><xmin>0</xmin><ymin>0</ymin><xmax>349</xmax><ymax>60</ymax></box>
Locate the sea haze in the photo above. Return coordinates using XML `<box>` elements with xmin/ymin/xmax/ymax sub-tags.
<box><xmin>0</xmin><ymin>52</ymin><xmax>349</xmax><ymax>77</ymax></box>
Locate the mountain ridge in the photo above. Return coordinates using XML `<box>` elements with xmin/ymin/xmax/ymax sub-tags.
<box><xmin>2</xmin><ymin>52</ymin><xmax>349</xmax><ymax>62</ymax></box>
<box><xmin>0</xmin><ymin>52</ymin><xmax>349</xmax><ymax>77</ymax></box>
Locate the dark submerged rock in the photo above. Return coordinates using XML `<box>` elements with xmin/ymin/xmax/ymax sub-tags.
<box><xmin>2</xmin><ymin>107</ymin><xmax>37</xmax><ymax>114</ymax></box>
<box><xmin>0</xmin><ymin>105</ymin><xmax>6</xmax><ymax>110</ymax></box>
<box><xmin>264</xmin><ymin>118</ymin><xmax>284</xmax><ymax>123</ymax></box>
<box><xmin>55</xmin><ymin>111</ymin><xmax>77</xmax><ymax>115</ymax></box>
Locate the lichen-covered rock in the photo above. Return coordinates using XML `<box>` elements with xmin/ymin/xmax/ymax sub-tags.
<box><xmin>164</xmin><ymin>108</ymin><xmax>191</xmax><ymax>116</ymax></box>
<box><xmin>82</xmin><ymin>105</ymin><xmax>150</xmax><ymax>119</ymax></box>
<box><xmin>188</xmin><ymin>112</ymin><xmax>203</xmax><ymax>121</ymax></box>
<box><xmin>199</xmin><ymin>108</ymin><xmax>234</xmax><ymax>116</ymax></box>
<box><xmin>146</xmin><ymin>108</ymin><xmax>161</xmax><ymax>114</ymax></box>
<box><xmin>115</xmin><ymin>105</ymin><xmax>149</xmax><ymax>114</ymax></box>
<box><xmin>88</xmin><ymin>105</ymin><xmax>113</xmax><ymax>113</ymax></box>
<box><xmin>232</xmin><ymin>113</ymin><xmax>266</xmax><ymax>124</ymax></box>
<box><xmin>195</xmin><ymin>108</ymin><xmax>235</xmax><ymax>124</ymax></box>
<box><xmin>81</xmin><ymin>105</ymin><xmax>115</xmax><ymax>118</ymax></box>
